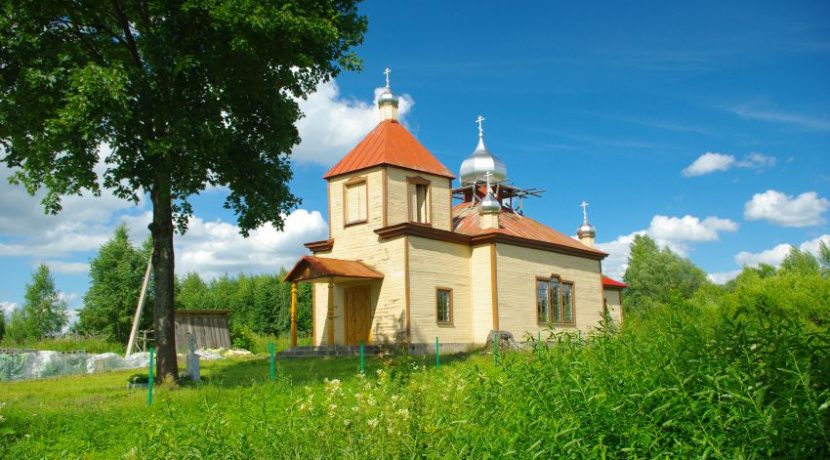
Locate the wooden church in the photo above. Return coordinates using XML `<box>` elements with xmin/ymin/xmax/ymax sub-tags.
<box><xmin>284</xmin><ymin>72</ymin><xmax>625</xmax><ymax>348</ymax></box>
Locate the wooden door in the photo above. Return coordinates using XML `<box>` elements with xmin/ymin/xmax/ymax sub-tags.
<box><xmin>344</xmin><ymin>285</ymin><xmax>371</xmax><ymax>345</ymax></box>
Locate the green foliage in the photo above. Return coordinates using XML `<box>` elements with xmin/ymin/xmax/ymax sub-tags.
<box><xmin>623</xmin><ymin>234</ymin><xmax>708</xmax><ymax>311</ymax></box>
<box><xmin>0</xmin><ymin>0</ymin><xmax>366</xmax><ymax>379</ymax></box>
<box><xmin>820</xmin><ymin>240</ymin><xmax>830</xmax><ymax>276</ymax></box>
<box><xmin>175</xmin><ymin>269</ymin><xmax>312</xmax><ymax>343</ymax></box>
<box><xmin>0</xmin><ymin>311</ymin><xmax>5</xmax><ymax>342</ymax></box>
<box><xmin>780</xmin><ymin>246</ymin><xmax>821</xmax><ymax>275</ymax></box>
<box><xmin>0</xmin><ymin>334</ymin><xmax>122</xmax><ymax>354</ymax></box>
<box><xmin>76</xmin><ymin>225</ymin><xmax>152</xmax><ymax>344</ymax></box>
<box><xmin>6</xmin><ymin>265</ymin><xmax>67</xmax><ymax>342</ymax></box>
<box><xmin>723</xmin><ymin>265</ymin><xmax>830</xmax><ymax>329</ymax></box>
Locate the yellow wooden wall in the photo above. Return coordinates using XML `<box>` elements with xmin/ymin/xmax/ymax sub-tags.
<box><xmin>386</xmin><ymin>168</ymin><xmax>453</xmax><ymax>231</ymax></box>
<box><xmin>495</xmin><ymin>244</ymin><xmax>604</xmax><ymax>338</ymax></box>
<box><xmin>470</xmin><ymin>244</ymin><xmax>494</xmax><ymax>343</ymax></box>
<box><xmin>407</xmin><ymin>236</ymin><xmax>472</xmax><ymax>343</ymax></box>
<box><xmin>603</xmin><ymin>289</ymin><xmax>623</xmax><ymax>324</ymax></box>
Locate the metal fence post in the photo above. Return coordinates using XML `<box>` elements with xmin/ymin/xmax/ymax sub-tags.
<box><xmin>359</xmin><ymin>341</ymin><xmax>365</xmax><ymax>374</ymax></box>
<box><xmin>147</xmin><ymin>346</ymin><xmax>154</xmax><ymax>407</ymax></box>
<box><xmin>435</xmin><ymin>336</ymin><xmax>440</xmax><ymax>369</ymax></box>
<box><xmin>268</xmin><ymin>342</ymin><xmax>276</xmax><ymax>382</ymax></box>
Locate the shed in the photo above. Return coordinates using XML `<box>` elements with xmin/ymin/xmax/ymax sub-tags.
<box><xmin>174</xmin><ymin>310</ymin><xmax>232</xmax><ymax>352</ymax></box>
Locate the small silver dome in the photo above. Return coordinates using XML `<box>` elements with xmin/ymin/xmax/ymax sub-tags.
<box><xmin>577</xmin><ymin>222</ymin><xmax>596</xmax><ymax>237</ymax></box>
<box><xmin>460</xmin><ymin>137</ymin><xmax>507</xmax><ymax>185</ymax></box>
<box><xmin>377</xmin><ymin>88</ymin><xmax>399</xmax><ymax>107</ymax></box>
<box><xmin>480</xmin><ymin>190</ymin><xmax>501</xmax><ymax>213</ymax></box>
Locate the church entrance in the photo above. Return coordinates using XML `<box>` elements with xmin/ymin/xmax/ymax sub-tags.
<box><xmin>344</xmin><ymin>285</ymin><xmax>371</xmax><ymax>345</ymax></box>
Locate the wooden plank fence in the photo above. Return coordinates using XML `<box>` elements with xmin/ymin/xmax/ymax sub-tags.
<box><xmin>174</xmin><ymin>310</ymin><xmax>232</xmax><ymax>352</ymax></box>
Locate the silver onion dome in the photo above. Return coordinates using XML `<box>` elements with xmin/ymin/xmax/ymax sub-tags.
<box><xmin>480</xmin><ymin>190</ymin><xmax>501</xmax><ymax>213</ymax></box>
<box><xmin>577</xmin><ymin>221</ymin><xmax>596</xmax><ymax>237</ymax></box>
<box><xmin>460</xmin><ymin>116</ymin><xmax>507</xmax><ymax>185</ymax></box>
<box><xmin>377</xmin><ymin>87</ymin><xmax>399</xmax><ymax>107</ymax></box>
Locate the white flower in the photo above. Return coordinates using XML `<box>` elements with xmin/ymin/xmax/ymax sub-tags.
<box><xmin>368</xmin><ymin>418</ymin><xmax>379</xmax><ymax>428</ymax></box>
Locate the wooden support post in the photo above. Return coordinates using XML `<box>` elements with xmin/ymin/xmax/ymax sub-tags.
<box><xmin>327</xmin><ymin>280</ymin><xmax>335</xmax><ymax>347</ymax></box>
<box><xmin>126</xmin><ymin>250</ymin><xmax>153</xmax><ymax>357</ymax></box>
<box><xmin>290</xmin><ymin>282</ymin><xmax>298</xmax><ymax>348</ymax></box>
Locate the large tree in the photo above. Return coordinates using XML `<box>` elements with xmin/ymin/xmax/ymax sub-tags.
<box><xmin>11</xmin><ymin>264</ymin><xmax>68</xmax><ymax>341</ymax></box>
<box><xmin>0</xmin><ymin>1</ymin><xmax>366</xmax><ymax>379</ymax></box>
<box><xmin>77</xmin><ymin>224</ymin><xmax>152</xmax><ymax>344</ymax></box>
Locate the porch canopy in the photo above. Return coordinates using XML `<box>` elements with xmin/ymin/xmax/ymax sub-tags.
<box><xmin>283</xmin><ymin>256</ymin><xmax>383</xmax><ymax>349</ymax></box>
<box><xmin>283</xmin><ymin>256</ymin><xmax>384</xmax><ymax>283</ymax></box>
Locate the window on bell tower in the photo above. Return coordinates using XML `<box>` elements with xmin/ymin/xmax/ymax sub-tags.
<box><xmin>407</xmin><ymin>176</ymin><xmax>431</xmax><ymax>225</ymax></box>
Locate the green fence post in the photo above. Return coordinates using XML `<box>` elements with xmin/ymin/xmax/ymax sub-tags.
<box><xmin>147</xmin><ymin>346</ymin><xmax>154</xmax><ymax>407</ymax></box>
<box><xmin>435</xmin><ymin>336</ymin><xmax>440</xmax><ymax>369</ymax></box>
<box><xmin>359</xmin><ymin>341</ymin><xmax>365</xmax><ymax>374</ymax></box>
<box><xmin>493</xmin><ymin>333</ymin><xmax>499</xmax><ymax>366</ymax></box>
<box><xmin>268</xmin><ymin>342</ymin><xmax>276</xmax><ymax>383</ymax></box>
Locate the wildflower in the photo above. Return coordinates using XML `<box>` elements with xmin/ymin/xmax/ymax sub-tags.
<box><xmin>396</xmin><ymin>408</ymin><xmax>410</xmax><ymax>420</ymax></box>
<box><xmin>344</xmin><ymin>419</ymin><xmax>352</xmax><ymax>427</ymax></box>
<box><xmin>368</xmin><ymin>418</ymin><xmax>379</xmax><ymax>428</ymax></box>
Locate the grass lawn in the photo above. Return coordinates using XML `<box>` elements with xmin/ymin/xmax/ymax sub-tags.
<box><xmin>0</xmin><ymin>351</ymin><xmax>490</xmax><ymax>459</ymax></box>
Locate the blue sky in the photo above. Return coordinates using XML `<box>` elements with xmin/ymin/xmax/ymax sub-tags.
<box><xmin>1</xmin><ymin>0</ymin><xmax>828</xmax><ymax>320</ymax></box>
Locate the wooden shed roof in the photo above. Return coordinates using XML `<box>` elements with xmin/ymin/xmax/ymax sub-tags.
<box><xmin>283</xmin><ymin>256</ymin><xmax>384</xmax><ymax>282</ymax></box>
<box><xmin>602</xmin><ymin>276</ymin><xmax>627</xmax><ymax>290</ymax></box>
<box><xmin>323</xmin><ymin>120</ymin><xmax>454</xmax><ymax>179</ymax></box>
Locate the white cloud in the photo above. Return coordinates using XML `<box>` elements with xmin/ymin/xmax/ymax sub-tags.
<box><xmin>736</xmin><ymin>153</ymin><xmax>776</xmax><ymax>169</ymax></box>
<box><xmin>57</xmin><ymin>291</ymin><xmax>80</xmax><ymax>306</ymax></box>
<box><xmin>649</xmin><ymin>215</ymin><xmax>739</xmax><ymax>242</ymax></box>
<box><xmin>682</xmin><ymin>152</ymin><xmax>735</xmax><ymax>176</ymax></box>
<box><xmin>744</xmin><ymin>190</ymin><xmax>830</xmax><ymax>227</ymax></box>
<box><xmin>291</xmin><ymin>80</ymin><xmax>414</xmax><ymax>166</ymax></box>
<box><xmin>734</xmin><ymin>235</ymin><xmax>830</xmax><ymax>268</ymax></box>
<box><xmin>0</xmin><ymin>147</ymin><xmax>145</xmax><ymax>258</ymax></box>
<box><xmin>799</xmin><ymin>234</ymin><xmax>830</xmax><ymax>256</ymax></box>
<box><xmin>596</xmin><ymin>214</ymin><xmax>738</xmax><ymax>280</ymax></box>
<box><xmin>682</xmin><ymin>152</ymin><xmax>776</xmax><ymax>177</ymax></box>
<box><xmin>708</xmin><ymin>270</ymin><xmax>741</xmax><ymax>285</ymax></box>
<box><xmin>44</xmin><ymin>261</ymin><xmax>90</xmax><ymax>275</ymax></box>
<box><xmin>1</xmin><ymin>301</ymin><xmax>18</xmax><ymax>317</ymax></box>
<box><xmin>123</xmin><ymin>208</ymin><xmax>328</xmax><ymax>280</ymax></box>
<box><xmin>735</xmin><ymin>243</ymin><xmax>795</xmax><ymax>268</ymax></box>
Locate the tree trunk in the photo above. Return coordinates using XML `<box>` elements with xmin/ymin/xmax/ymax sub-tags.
<box><xmin>150</xmin><ymin>178</ymin><xmax>178</xmax><ymax>382</ymax></box>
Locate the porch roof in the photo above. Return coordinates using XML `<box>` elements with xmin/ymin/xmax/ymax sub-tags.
<box><xmin>283</xmin><ymin>256</ymin><xmax>384</xmax><ymax>283</ymax></box>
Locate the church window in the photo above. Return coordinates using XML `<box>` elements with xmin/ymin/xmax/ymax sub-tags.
<box><xmin>436</xmin><ymin>288</ymin><xmax>452</xmax><ymax>323</ymax></box>
<box><xmin>561</xmin><ymin>282</ymin><xmax>574</xmax><ymax>324</ymax></box>
<box><xmin>344</xmin><ymin>178</ymin><xmax>368</xmax><ymax>225</ymax></box>
<box><xmin>536</xmin><ymin>276</ymin><xmax>574</xmax><ymax>326</ymax></box>
<box><xmin>407</xmin><ymin>176</ymin><xmax>431</xmax><ymax>224</ymax></box>
<box><xmin>536</xmin><ymin>279</ymin><xmax>549</xmax><ymax>323</ymax></box>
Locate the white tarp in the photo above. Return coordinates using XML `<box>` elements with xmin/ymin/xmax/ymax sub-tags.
<box><xmin>0</xmin><ymin>351</ymin><xmax>150</xmax><ymax>382</ymax></box>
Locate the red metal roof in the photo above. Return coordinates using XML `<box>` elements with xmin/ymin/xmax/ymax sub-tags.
<box><xmin>602</xmin><ymin>276</ymin><xmax>627</xmax><ymax>289</ymax></box>
<box><xmin>323</xmin><ymin>120</ymin><xmax>455</xmax><ymax>179</ymax></box>
<box><xmin>452</xmin><ymin>203</ymin><xmax>607</xmax><ymax>257</ymax></box>
<box><xmin>283</xmin><ymin>256</ymin><xmax>384</xmax><ymax>282</ymax></box>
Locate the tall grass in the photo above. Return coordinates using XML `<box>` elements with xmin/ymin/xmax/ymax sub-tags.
<box><xmin>2</xmin><ymin>302</ymin><xmax>828</xmax><ymax>458</ymax></box>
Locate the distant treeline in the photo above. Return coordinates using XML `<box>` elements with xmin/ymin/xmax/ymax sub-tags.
<box><xmin>175</xmin><ymin>270</ymin><xmax>312</xmax><ymax>340</ymax></box>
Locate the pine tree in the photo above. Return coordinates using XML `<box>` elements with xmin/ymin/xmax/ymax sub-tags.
<box><xmin>18</xmin><ymin>264</ymin><xmax>68</xmax><ymax>340</ymax></box>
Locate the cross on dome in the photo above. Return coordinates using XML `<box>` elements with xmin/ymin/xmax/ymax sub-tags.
<box><xmin>384</xmin><ymin>67</ymin><xmax>391</xmax><ymax>88</ymax></box>
<box><xmin>580</xmin><ymin>200</ymin><xmax>590</xmax><ymax>222</ymax></box>
<box><xmin>475</xmin><ymin>115</ymin><xmax>485</xmax><ymax>139</ymax></box>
